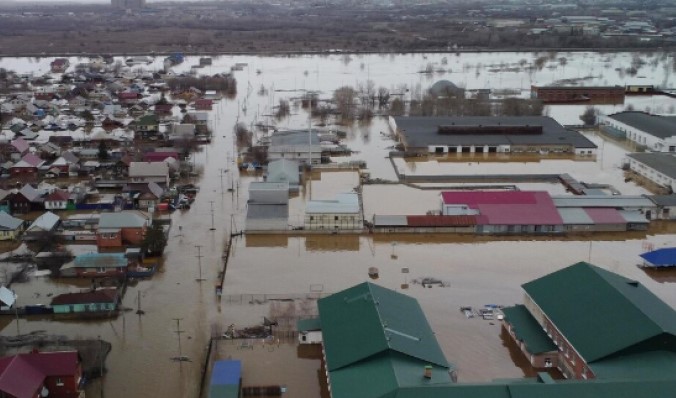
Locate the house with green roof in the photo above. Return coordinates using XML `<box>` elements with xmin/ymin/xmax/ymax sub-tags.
<box><xmin>317</xmin><ymin>282</ymin><xmax>455</xmax><ymax>398</ymax></box>
<box><xmin>130</xmin><ymin>114</ymin><xmax>159</xmax><ymax>139</ymax></box>
<box><xmin>503</xmin><ymin>261</ymin><xmax>676</xmax><ymax>380</ymax></box>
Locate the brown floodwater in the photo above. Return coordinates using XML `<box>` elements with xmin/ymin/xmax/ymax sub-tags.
<box><xmin>1</xmin><ymin>51</ymin><xmax>675</xmax><ymax>397</ymax></box>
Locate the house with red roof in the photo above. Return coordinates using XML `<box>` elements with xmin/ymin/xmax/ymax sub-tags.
<box><xmin>440</xmin><ymin>191</ymin><xmax>565</xmax><ymax>234</ymax></box>
<box><xmin>50</xmin><ymin>58</ymin><xmax>70</xmax><ymax>73</ymax></box>
<box><xmin>51</xmin><ymin>288</ymin><xmax>119</xmax><ymax>315</ymax></box>
<box><xmin>194</xmin><ymin>98</ymin><xmax>213</xmax><ymax>110</ymax></box>
<box><xmin>10</xmin><ymin>154</ymin><xmax>45</xmax><ymax>178</ymax></box>
<box><xmin>44</xmin><ymin>190</ymin><xmax>70</xmax><ymax>211</ymax></box>
<box><xmin>0</xmin><ymin>351</ymin><xmax>83</xmax><ymax>398</ymax></box>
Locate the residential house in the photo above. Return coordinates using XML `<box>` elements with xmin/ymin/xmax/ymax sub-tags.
<box><xmin>117</xmin><ymin>91</ymin><xmax>141</xmax><ymax>105</ymax></box>
<box><xmin>10</xmin><ymin>138</ymin><xmax>29</xmax><ymax>160</ymax></box>
<box><xmin>123</xmin><ymin>182</ymin><xmax>164</xmax><ymax>210</ymax></box>
<box><xmin>0</xmin><ymin>211</ymin><xmax>24</xmax><ymax>240</ymax></box>
<box><xmin>130</xmin><ymin>114</ymin><xmax>159</xmax><ymax>139</ymax></box>
<box><xmin>128</xmin><ymin>162</ymin><xmax>170</xmax><ymax>186</ymax></box>
<box><xmin>305</xmin><ymin>193</ymin><xmax>362</xmax><ymax>230</ymax></box>
<box><xmin>59</xmin><ymin>253</ymin><xmax>129</xmax><ymax>278</ymax></box>
<box><xmin>19</xmin><ymin>184</ymin><xmax>45</xmax><ymax>211</ymax></box>
<box><xmin>649</xmin><ymin>195</ymin><xmax>676</xmax><ymax>220</ymax></box>
<box><xmin>0</xmin><ymin>190</ymin><xmax>10</xmax><ymax>213</ymax></box>
<box><xmin>50</xmin><ymin>58</ymin><xmax>70</xmax><ymax>73</ymax></box>
<box><xmin>154</xmin><ymin>103</ymin><xmax>174</xmax><ymax>117</ymax></box>
<box><xmin>24</xmin><ymin>211</ymin><xmax>60</xmax><ymax>240</ymax></box>
<box><xmin>10</xmin><ymin>153</ymin><xmax>45</xmax><ymax>178</ymax></box>
<box><xmin>297</xmin><ymin>318</ymin><xmax>322</xmax><ymax>345</ymax></box>
<box><xmin>44</xmin><ymin>190</ymin><xmax>70</xmax><ymax>210</ymax></box>
<box><xmin>7</xmin><ymin>190</ymin><xmax>31</xmax><ymax>214</ymax></box>
<box><xmin>143</xmin><ymin>151</ymin><xmax>179</xmax><ymax>162</ymax></box>
<box><xmin>51</xmin><ymin>288</ymin><xmax>119</xmax><ymax>314</ymax></box>
<box><xmin>195</xmin><ymin>99</ymin><xmax>213</xmax><ymax>110</ymax></box>
<box><xmin>48</xmin><ymin>156</ymin><xmax>72</xmax><ymax>176</ymax></box>
<box><xmin>168</xmin><ymin>124</ymin><xmax>195</xmax><ymax>141</ymax></box>
<box><xmin>96</xmin><ymin>210</ymin><xmax>151</xmax><ymax>248</ymax></box>
<box><xmin>186</xmin><ymin>112</ymin><xmax>209</xmax><ymax>133</ymax></box>
<box><xmin>0</xmin><ymin>351</ymin><xmax>83</xmax><ymax>398</ymax></box>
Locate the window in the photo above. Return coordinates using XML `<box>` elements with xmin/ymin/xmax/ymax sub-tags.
<box><xmin>55</xmin><ymin>377</ymin><xmax>64</xmax><ymax>386</ymax></box>
<box><xmin>334</xmin><ymin>216</ymin><xmax>339</xmax><ymax>221</ymax></box>
<box><xmin>544</xmin><ymin>358</ymin><xmax>552</xmax><ymax>368</ymax></box>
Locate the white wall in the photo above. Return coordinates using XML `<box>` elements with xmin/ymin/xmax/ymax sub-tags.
<box><xmin>298</xmin><ymin>331</ymin><xmax>323</xmax><ymax>344</ymax></box>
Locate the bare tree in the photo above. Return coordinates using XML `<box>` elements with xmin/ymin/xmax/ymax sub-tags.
<box><xmin>333</xmin><ymin>86</ymin><xmax>357</xmax><ymax>121</ymax></box>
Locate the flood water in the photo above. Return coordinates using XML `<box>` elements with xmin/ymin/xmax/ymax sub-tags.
<box><xmin>0</xmin><ymin>51</ymin><xmax>676</xmax><ymax>397</ymax></box>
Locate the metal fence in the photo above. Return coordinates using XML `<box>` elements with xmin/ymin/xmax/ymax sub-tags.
<box><xmin>220</xmin><ymin>292</ymin><xmax>332</xmax><ymax>305</ymax></box>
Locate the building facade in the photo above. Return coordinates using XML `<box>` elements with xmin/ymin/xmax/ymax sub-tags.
<box><xmin>599</xmin><ymin>112</ymin><xmax>676</xmax><ymax>152</ymax></box>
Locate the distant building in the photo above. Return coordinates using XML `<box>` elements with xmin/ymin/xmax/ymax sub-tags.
<box><xmin>391</xmin><ymin>116</ymin><xmax>597</xmax><ymax>156</ymax></box>
<box><xmin>599</xmin><ymin>112</ymin><xmax>676</xmax><ymax>152</ymax></box>
<box><xmin>503</xmin><ymin>262</ymin><xmax>676</xmax><ymax>380</ymax></box>
<box><xmin>267</xmin><ymin>130</ymin><xmax>322</xmax><ymax>165</ymax></box>
<box><xmin>111</xmin><ymin>0</ymin><xmax>145</xmax><ymax>10</ymax></box>
<box><xmin>531</xmin><ymin>85</ymin><xmax>625</xmax><ymax>104</ymax></box>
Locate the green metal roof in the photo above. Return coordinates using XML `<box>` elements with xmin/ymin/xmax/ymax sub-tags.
<box><xmin>522</xmin><ymin>262</ymin><xmax>676</xmax><ymax>362</ymax></box>
<box><xmin>296</xmin><ymin>317</ymin><xmax>321</xmax><ymax>332</ymax></box>
<box><xmin>318</xmin><ymin>282</ymin><xmax>450</xmax><ymax>372</ymax></box>
<box><xmin>590</xmin><ymin>351</ymin><xmax>676</xmax><ymax>380</ymax></box>
<box><xmin>330</xmin><ymin>351</ymin><xmax>452</xmax><ymax>398</ymax></box>
<box><xmin>393</xmin><ymin>379</ymin><xmax>676</xmax><ymax>398</ymax></box>
<box><xmin>318</xmin><ymin>283</ymin><xmax>453</xmax><ymax>398</ymax></box>
<box><xmin>208</xmin><ymin>385</ymin><xmax>239</xmax><ymax>398</ymax></box>
<box><xmin>502</xmin><ymin>305</ymin><xmax>557</xmax><ymax>354</ymax></box>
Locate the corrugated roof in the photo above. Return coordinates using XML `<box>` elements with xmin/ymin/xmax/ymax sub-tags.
<box><xmin>522</xmin><ymin>262</ymin><xmax>676</xmax><ymax>363</ymax></box>
<box><xmin>627</xmin><ymin>153</ymin><xmax>676</xmax><ymax>179</ymax></box>
<box><xmin>649</xmin><ymin>195</ymin><xmax>676</xmax><ymax>206</ymax></box>
<box><xmin>373</xmin><ymin>215</ymin><xmax>408</xmax><ymax>227</ymax></box>
<box><xmin>502</xmin><ymin>305</ymin><xmax>557</xmax><ymax>354</ymax></box>
<box><xmin>98</xmin><ymin>211</ymin><xmax>149</xmax><ymax>229</ymax></box>
<box><xmin>394</xmin><ymin>116</ymin><xmax>597</xmax><ymax>149</ymax></box>
<box><xmin>306</xmin><ymin>193</ymin><xmax>360</xmax><ymax>214</ymax></box>
<box><xmin>584</xmin><ymin>208</ymin><xmax>626</xmax><ymax>224</ymax></box>
<box><xmin>406</xmin><ymin>215</ymin><xmax>477</xmax><ymax>227</ymax></box>
<box><xmin>319</xmin><ymin>283</ymin><xmax>452</xmax><ymax>398</ymax></box>
<box><xmin>552</xmin><ymin>195</ymin><xmax>654</xmax><ymax>208</ymax></box>
<box><xmin>557</xmin><ymin>207</ymin><xmax>594</xmax><ymax>225</ymax></box>
<box><xmin>73</xmin><ymin>253</ymin><xmax>127</xmax><ymax>268</ymax></box>
<box><xmin>318</xmin><ymin>282</ymin><xmax>450</xmax><ymax>372</ymax></box>
<box><xmin>0</xmin><ymin>211</ymin><xmax>23</xmax><ymax>230</ymax></box>
<box><xmin>26</xmin><ymin>211</ymin><xmax>60</xmax><ymax>232</ymax></box>
<box><xmin>51</xmin><ymin>288</ymin><xmax>118</xmax><ymax>305</ymax></box>
<box><xmin>129</xmin><ymin>162</ymin><xmax>169</xmax><ymax>177</ymax></box>
<box><xmin>608</xmin><ymin>112</ymin><xmax>676</xmax><ymax>139</ymax></box>
<box><xmin>443</xmin><ymin>191</ymin><xmax>562</xmax><ymax>225</ymax></box>
<box><xmin>297</xmin><ymin>317</ymin><xmax>321</xmax><ymax>332</ymax></box>
<box><xmin>619</xmin><ymin>210</ymin><xmax>649</xmax><ymax>224</ymax></box>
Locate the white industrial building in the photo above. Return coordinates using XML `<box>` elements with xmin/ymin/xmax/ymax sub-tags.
<box><xmin>304</xmin><ymin>192</ymin><xmax>362</xmax><ymax>230</ymax></box>
<box><xmin>599</xmin><ymin>112</ymin><xmax>676</xmax><ymax>152</ymax></box>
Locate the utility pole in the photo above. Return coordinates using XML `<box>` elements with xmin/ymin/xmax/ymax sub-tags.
<box><xmin>171</xmin><ymin>318</ymin><xmax>187</xmax><ymax>361</ymax></box>
<box><xmin>136</xmin><ymin>291</ymin><xmax>145</xmax><ymax>315</ymax></box>
<box><xmin>209</xmin><ymin>201</ymin><xmax>216</xmax><ymax>231</ymax></box>
<box><xmin>98</xmin><ymin>335</ymin><xmax>104</xmax><ymax>398</ymax></box>
<box><xmin>195</xmin><ymin>245</ymin><xmax>205</xmax><ymax>281</ymax></box>
<box><xmin>219</xmin><ymin>169</ymin><xmax>225</xmax><ymax>195</ymax></box>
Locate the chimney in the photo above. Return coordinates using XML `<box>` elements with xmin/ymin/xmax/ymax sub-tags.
<box><xmin>424</xmin><ymin>365</ymin><xmax>433</xmax><ymax>379</ymax></box>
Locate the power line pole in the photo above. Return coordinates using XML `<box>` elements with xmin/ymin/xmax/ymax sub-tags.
<box><xmin>171</xmin><ymin>318</ymin><xmax>187</xmax><ymax>361</ymax></box>
<box><xmin>209</xmin><ymin>201</ymin><xmax>216</xmax><ymax>231</ymax></box>
<box><xmin>195</xmin><ymin>245</ymin><xmax>205</xmax><ymax>281</ymax></box>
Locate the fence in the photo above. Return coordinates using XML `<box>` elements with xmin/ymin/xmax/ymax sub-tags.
<box><xmin>220</xmin><ymin>292</ymin><xmax>332</xmax><ymax>305</ymax></box>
